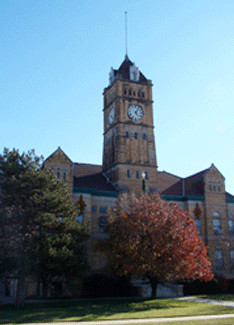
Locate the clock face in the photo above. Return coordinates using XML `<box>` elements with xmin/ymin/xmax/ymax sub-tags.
<box><xmin>127</xmin><ymin>104</ymin><xmax>144</xmax><ymax>121</ymax></box>
<box><xmin>108</xmin><ymin>106</ymin><xmax>115</xmax><ymax>124</ymax></box>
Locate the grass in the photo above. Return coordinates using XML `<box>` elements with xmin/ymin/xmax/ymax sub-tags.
<box><xmin>199</xmin><ymin>293</ymin><xmax>234</xmax><ymax>301</ymax></box>
<box><xmin>0</xmin><ymin>297</ymin><xmax>234</xmax><ymax>324</ymax></box>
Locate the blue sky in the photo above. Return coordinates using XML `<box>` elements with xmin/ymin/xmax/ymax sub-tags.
<box><xmin>1</xmin><ymin>0</ymin><xmax>234</xmax><ymax>194</ymax></box>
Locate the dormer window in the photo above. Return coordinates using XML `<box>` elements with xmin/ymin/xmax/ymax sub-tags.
<box><xmin>130</xmin><ymin>63</ymin><xmax>140</xmax><ymax>82</ymax></box>
<box><xmin>109</xmin><ymin>67</ymin><xmax>115</xmax><ymax>85</ymax></box>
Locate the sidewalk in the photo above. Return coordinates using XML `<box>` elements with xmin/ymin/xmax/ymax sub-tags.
<box><xmin>178</xmin><ymin>296</ymin><xmax>234</xmax><ymax>308</ymax></box>
<box><xmin>24</xmin><ymin>313</ymin><xmax>234</xmax><ymax>325</ymax></box>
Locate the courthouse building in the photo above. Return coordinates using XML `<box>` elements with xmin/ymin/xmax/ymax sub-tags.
<box><xmin>44</xmin><ymin>55</ymin><xmax>234</xmax><ymax>279</ymax></box>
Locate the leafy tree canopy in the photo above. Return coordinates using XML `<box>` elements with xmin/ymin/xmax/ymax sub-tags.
<box><xmin>100</xmin><ymin>193</ymin><xmax>213</xmax><ymax>298</ymax></box>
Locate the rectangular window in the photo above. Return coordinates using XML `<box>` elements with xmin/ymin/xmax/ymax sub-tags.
<box><xmin>195</xmin><ymin>219</ymin><xmax>202</xmax><ymax>234</ymax></box>
<box><xmin>213</xmin><ymin>219</ymin><xmax>222</xmax><ymax>235</ymax></box>
<box><xmin>136</xmin><ymin>170</ymin><xmax>140</xmax><ymax>179</ymax></box>
<box><xmin>143</xmin><ymin>133</ymin><xmax>147</xmax><ymax>140</ymax></box>
<box><xmin>99</xmin><ymin>216</ymin><xmax>108</xmax><ymax>233</ymax></box>
<box><xmin>127</xmin><ymin>169</ymin><xmax>131</xmax><ymax>178</ymax></box>
<box><xmin>126</xmin><ymin>131</ymin><xmax>129</xmax><ymax>138</ymax></box>
<box><xmin>134</xmin><ymin>132</ymin><xmax>138</xmax><ymax>139</ymax></box>
<box><xmin>63</xmin><ymin>171</ymin><xmax>67</xmax><ymax>180</ymax></box>
<box><xmin>145</xmin><ymin>171</ymin><xmax>149</xmax><ymax>180</ymax></box>
<box><xmin>91</xmin><ymin>206</ymin><xmax>96</xmax><ymax>213</ymax></box>
<box><xmin>228</xmin><ymin>220</ymin><xmax>234</xmax><ymax>235</ymax></box>
<box><xmin>99</xmin><ymin>207</ymin><xmax>107</xmax><ymax>214</ymax></box>
<box><xmin>213</xmin><ymin>184</ymin><xmax>216</xmax><ymax>191</ymax></box>
<box><xmin>209</xmin><ymin>184</ymin><xmax>212</xmax><ymax>191</ymax></box>
<box><xmin>230</xmin><ymin>250</ymin><xmax>234</xmax><ymax>269</ymax></box>
<box><xmin>215</xmin><ymin>249</ymin><xmax>224</xmax><ymax>269</ymax></box>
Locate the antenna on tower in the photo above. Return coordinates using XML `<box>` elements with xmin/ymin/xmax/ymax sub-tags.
<box><xmin>125</xmin><ymin>11</ymin><xmax>128</xmax><ymax>58</ymax></box>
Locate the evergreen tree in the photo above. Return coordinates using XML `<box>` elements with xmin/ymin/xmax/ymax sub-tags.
<box><xmin>0</xmin><ymin>148</ymin><xmax>89</xmax><ymax>306</ymax></box>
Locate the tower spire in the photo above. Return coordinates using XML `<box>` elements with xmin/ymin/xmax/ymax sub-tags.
<box><xmin>125</xmin><ymin>11</ymin><xmax>128</xmax><ymax>59</ymax></box>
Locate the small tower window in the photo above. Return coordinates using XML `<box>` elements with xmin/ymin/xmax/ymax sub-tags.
<box><xmin>129</xmin><ymin>89</ymin><xmax>132</xmax><ymax>96</ymax></box>
<box><xmin>143</xmin><ymin>133</ymin><xmax>147</xmax><ymax>140</ymax></box>
<box><xmin>130</xmin><ymin>64</ymin><xmax>140</xmax><ymax>81</ymax></box>
<box><xmin>127</xmin><ymin>169</ymin><xmax>131</xmax><ymax>178</ymax></box>
<box><xmin>134</xmin><ymin>132</ymin><xmax>138</xmax><ymax>139</ymax></box>
<box><xmin>136</xmin><ymin>170</ymin><xmax>140</xmax><ymax>179</ymax></box>
<box><xmin>133</xmin><ymin>90</ymin><xmax>136</xmax><ymax>96</ymax></box>
<box><xmin>126</xmin><ymin>131</ymin><xmax>129</xmax><ymax>138</ymax></box>
<box><xmin>124</xmin><ymin>89</ymin><xmax>127</xmax><ymax>95</ymax></box>
<box><xmin>142</xmin><ymin>92</ymin><xmax>145</xmax><ymax>98</ymax></box>
<box><xmin>145</xmin><ymin>171</ymin><xmax>149</xmax><ymax>180</ymax></box>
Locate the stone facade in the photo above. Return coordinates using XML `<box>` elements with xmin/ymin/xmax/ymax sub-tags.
<box><xmin>44</xmin><ymin>56</ymin><xmax>234</xmax><ymax>279</ymax></box>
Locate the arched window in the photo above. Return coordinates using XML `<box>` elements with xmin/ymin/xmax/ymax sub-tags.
<box><xmin>63</xmin><ymin>171</ymin><xmax>66</xmax><ymax>180</ymax></box>
<box><xmin>57</xmin><ymin>170</ymin><xmax>60</xmax><ymax>179</ymax></box>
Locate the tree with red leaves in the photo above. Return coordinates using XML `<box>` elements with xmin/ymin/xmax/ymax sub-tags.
<box><xmin>102</xmin><ymin>193</ymin><xmax>213</xmax><ymax>298</ymax></box>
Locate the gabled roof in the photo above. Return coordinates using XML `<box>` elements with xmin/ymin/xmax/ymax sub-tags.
<box><xmin>73</xmin><ymin>163</ymin><xmax>102</xmax><ymax>178</ymax></box>
<box><xmin>157</xmin><ymin>171</ymin><xmax>181</xmax><ymax>193</ymax></box>
<box><xmin>161</xmin><ymin>168</ymin><xmax>209</xmax><ymax>197</ymax></box>
<box><xmin>226</xmin><ymin>192</ymin><xmax>234</xmax><ymax>203</ymax></box>
<box><xmin>73</xmin><ymin>172</ymin><xmax>118</xmax><ymax>196</ymax></box>
<box><xmin>113</xmin><ymin>55</ymin><xmax>148</xmax><ymax>83</ymax></box>
<box><xmin>44</xmin><ymin>147</ymin><xmax>72</xmax><ymax>164</ymax></box>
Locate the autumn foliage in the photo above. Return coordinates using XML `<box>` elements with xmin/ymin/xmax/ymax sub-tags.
<box><xmin>102</xmin><ymin>193</ymin><xmax>213</xmax><ymax>296</ymax></box>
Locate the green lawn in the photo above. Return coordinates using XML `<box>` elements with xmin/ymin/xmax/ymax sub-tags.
<box><xmin>199</xmin><ymin>293</ymin><xmax>234</xmax><ymax>301</ymax></box>
<box><xmin>0</xmin><ymin>298</ymin><xmax>234</xmax><ymax>324</ymax></box>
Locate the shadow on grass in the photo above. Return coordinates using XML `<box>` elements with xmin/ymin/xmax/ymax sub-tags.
<box><xmin>0</xmin><ymin>298</ymin><xmax>179</xmax><ymax>324</ymax></box>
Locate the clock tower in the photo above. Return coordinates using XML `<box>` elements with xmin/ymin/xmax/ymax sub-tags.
<box><xmin>102</xmin><ymin>55</ymin><xmax>158</xmax><ymax>196</ymax></box>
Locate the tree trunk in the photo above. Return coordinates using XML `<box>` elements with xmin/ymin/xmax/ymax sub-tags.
<box><xmin>42</xmin><ymin>275</ymin><xmax>51</xmax><ymax>298</ymax></box>
<box><xmin>15</xmin><ymin>271</ymin><xmax>26</xmax><ymax>307</ymax></box>
<box><xmin>148</xmin><ymin>276</ymin><xmax>158</xmax><ymax>299</ymax></box>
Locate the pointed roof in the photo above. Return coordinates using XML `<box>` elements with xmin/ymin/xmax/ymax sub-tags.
<box><xmin>113</xmin><ymin>56</ymin><xmax>148</xmax><ymax>83</ymax></box>
<box><xmin>44</xmin><ymin>146</ymin><xmax>72</xmax><ymax>164</ymax></box>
